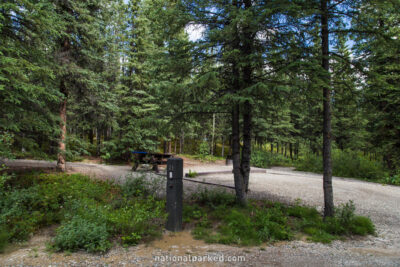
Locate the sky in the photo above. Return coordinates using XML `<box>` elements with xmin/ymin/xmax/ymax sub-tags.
<box><xmin>184</xmin><ymin>23</ymin><xmax>205</xmax><ymax>42</ymax></box>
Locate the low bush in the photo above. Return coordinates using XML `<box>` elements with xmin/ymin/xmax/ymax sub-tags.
<box><xmin>251</xmin><ymin>149</ymin><xmax>292</xmax><ymax>168</ymax></box>
<box><xmin>0</xmin><ymin>225</ymin><xmax>9</xmax><ymax>253</ymax></box>
<box><xmin>0</xmin><ymin>172</ymin><xmax>166</xmax><ymax>253</ymax></box>
<box><xmin>198</xmin><ymin>141</ymin><xmax>210</xmax><ymax>157</ymax></box>
<box><xmin>187</xmin><ymin>169</ymin><xmax>198</xmax><ymax>178</ymax></box>
<box><xmin>65</xmin><ymin>134</ymin><xmax>91</xmax><ymax>161</ymax></box>
<box><xmin>190</xmin><ymin>187</ymin><xmax>236</xmax><ymax>208</ymax></box>
<box><xmin>186</xmin><ymin>189</ymin><xmax>374</xmax><ymax>245</ymax></box>
<box><xmin>53</xmin><ymin>216</ymin><xmax>111</xmax><ymax>253</ymax></box>
<box><xmin>0</xmin><ymin>172</ymin><xmax>375</xmax><ymax>253</ymax></box>
<box><xmin>179</xmin><ymin>154</ymin><xmax>225</xmax><ymax>163</ymax></box>
<box><xmin>121</xmin><ymin>174</ymin><xmax>164</xmax><ymax>198</ymax></box>
<box><xmin>385</xmin><ymin>172</ymin><xmax>400</xmax><ymax>185</ymax></box>
<box><xmin>289</xmin><ymin>200</ymin><xmax>374</xmax><ymax>243</ymax></box>
<box><xmin>296</xmin><ymin>150</ymin><xmax>387</xmax><ymax>181</ymax></box>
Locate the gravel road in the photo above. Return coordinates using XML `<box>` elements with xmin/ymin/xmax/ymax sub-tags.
<box><xmin>1</xmin><ymin>159</ymin><xmax>400</xmax><ymax>266</ymax></box>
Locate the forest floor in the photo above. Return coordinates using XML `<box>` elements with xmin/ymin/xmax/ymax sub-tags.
<box><xmin>1</xmin><ymin>158</ymin><xmax>400</xmax><ymax>266</ymax></box>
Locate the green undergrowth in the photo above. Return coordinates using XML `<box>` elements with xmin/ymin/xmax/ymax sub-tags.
<box><xmin>184</xmin><ymin>189</ymin><xmax>375</xmax><ymax>245</ymax></box>
<box><xmin>0</xmin><ymin>172</ymin><xmax>166</xmax><ymax>253</ymax></box>
<box><xmin>251</xmin><ymin>148</ymin><xmax>395</xmax><ymax>185</ymax></box>
<box><xmin>295</xmin><ymin>150</ymin><xmax>388</xmax><ymax>181</ymax></box>
<box><xmin>251</xmin><ymin>149</ymin><xmax>293</xmax><ymax>168</ymax></box>
<box><xmin>0</xmin><ymin>171</ymin><xmax>375</xmax><ymax>254</ymax></box>
<box><xmin>179</xmin><ymin>154</ymin><xmax>225</xmax><ymax>163</ymax></box>
<box><xmin>187</xmin><ymin>169</ymin><xmax>198</xmax><ymax>178</ymax></box>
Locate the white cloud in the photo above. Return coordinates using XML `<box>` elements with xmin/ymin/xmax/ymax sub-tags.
<box><xmin>185</xmin><ymin>23</ymin><xmax>206</xmax><ymax>42</ymax></box>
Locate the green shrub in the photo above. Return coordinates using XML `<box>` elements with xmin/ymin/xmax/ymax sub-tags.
<box><xmin>198</xmin><ymin>141</ymin><xmax>210</xmax><ymax>157</ymax></box>
<box><xmin>187</xmin><ymin>169</ymin><xmax>198</xmax><ymax>178</ymax></box>
<box><xmin>218</xmin><ymin>209</ymin><xmax>260</xmax><ymax>245</ymax></box>
<box><xmin>287</xmin><ymin>205</ymin><xmax>320</xmax><ymax>221</ymax></box>
<box><xmin>0</xmin><ymin>172</ymin><xmax>166</xmax><ymax>252</ymax></box>
<box><xmin>53</xmin><ymin>216</ymin><xmax>111</xmax><ymax>253</ymax></box>
<box><xmin>287</xmin><ymin>201</ymin><xmax>374</xmax><ymax>243</ymax></box>
<box><xmin>191</xmin><ymin>188</ymin><xmax>236</xmax><ymax>208</ymax></box>
<box><xmin>303</xmin><ymin>227</ymin><xmax>336</xmax><ymax>243</ymax></box>
<box><xmin>253</xmin><ymin>206</ymin><xmax>292</xmax><ymax>241</ymax></box>
<box><xmin>349</xmin><ymin>216</ymin><xmax>375</xmax><ymax>235</ymax></box>
<box><xmin>122</xmin><ymin>175</ymin><xmax>150</xmax><ymax>197</ymax></box>
<box><xmin>121</xmin><ymin>232</ymin><xmax>142</xmax><ymax>246</ymax></box>
<box><xmin>65</xmin><ymin>134</ymin><xmax>91</xmax><ymax>161</ymax></box>
<box><xmin>122</xmin><ymin>175</ymin><xmax>164</xmax><ymax>198</ymax></box>
<box><xmin>0</xmin><ymin>168</ymin><xmax>12</xmax><ymax>191</ymax></box>
<box><xmin>251</xmin><ymin>149</ymin><xmax>292</xmax><ymax>168</ymax></box>
<box><xmin>295</xmin><ymin>153</ymin><xmax>322</xmax><ymax>173</ymax></box>
<box><xmin>385</xmin><ymin>172</ymin><xmax>400</xmax><ymax>185</ymax></box>
<box><xmin>296</xmin><ymin>150</ymin><xmax>387</xmax><ymax>181</ymax></box>
<box><xmin>0</xmin><ymin>225</ymin><xmax>9</xmax><ymax>253</ymax></box>
<box><xmin>107</xmin><ymin>196</ymin><xmax>166</xmax><ymax>244</ymax></box>
<box><xmin>0</xmin><ymin>132</ymin><xmax>14</xmax><ymax>159</ymax></box>
<box><xmin>183</xmin><ymin>204</ymin><xmax>203</xmax><ymax>222</ymax></box>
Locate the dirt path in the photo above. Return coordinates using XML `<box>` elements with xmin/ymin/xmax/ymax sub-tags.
<box><xmin>1</xmin><ymin>159</ymin><xmax>400</xmax><ymax>266</ymax></box>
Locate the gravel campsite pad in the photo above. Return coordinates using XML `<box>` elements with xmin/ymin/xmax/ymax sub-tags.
<box><xmin>1</xmin><ymin>159</ymin><xmax>400</xmax><ymax>266</ymax></box>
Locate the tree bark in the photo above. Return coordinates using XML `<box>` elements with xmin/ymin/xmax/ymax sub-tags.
<box><xmin>211</xmin><ymin>113</ymin><xmax>215</xmax><ymax>155</ymax></box>
<box><xmin>181</xmin><ymin>131</ymin><xmax>185</xmax><ymax>154</ymax></box>
<box><xmin>284</xmin><ymin>143</ymin><xmax>287</xmax><ymax>157</ymax></box>
<box><xmin>221</xmin><ymin>136</ymin><xmax>225</xmax><ymax>158</ymax></box>
<box><xmin>241</xmin><ymin>101</ymin><xmax>252</xmax><ymax>193</ymax></box>
<box><xmin>163</xmin><ymin>140</ymin><xmax>167</xmax><ymax>154</ymax></box>
<box><xmin>321</xmin><ymin>0</ymin><xmax>334</xmax><ymax>218</ymax></box>
<box><xmin>96</xmin><ymin>128</ymin><xmax>101</xmax><ymax>156</ymax></box>
<box><xmin>57</xmin><ymin>80</ymin><xmax>68</xmax><ymax>172</ymax></box>
<box><xmin>174</xmin><ymin>139</ymin><xmax>177</xmax><ymax>153</ymax></box>
<box><xmin>232</xmin><ymin>104</ymin><xmax>246</xmax><ymax>205</ymax></box>
<box><xmin>88</xmin><ymin>129</ymin><xmax>94</xmax><ymax>145</ymax></box>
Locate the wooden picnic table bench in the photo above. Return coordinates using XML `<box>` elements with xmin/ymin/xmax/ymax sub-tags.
<box><xmin>131</xmin><ymin>151</ymin><xmax>173</xmax><ymax>172</ymax></box>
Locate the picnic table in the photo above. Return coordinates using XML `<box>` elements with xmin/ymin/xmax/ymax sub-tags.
<box><xmin>131</xmin><ymin>151</ymin><xmax>173</xmax><ymax>172</ymax></box>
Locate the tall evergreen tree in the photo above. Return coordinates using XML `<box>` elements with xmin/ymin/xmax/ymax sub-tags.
<box><xmin>53</xmin><ymin>0</ymin><xmax>112</xmax><ymax>171</ymax></box>
<box><xmin>0</xmin><ymin>1</ymin><xmax>61</xmax><ymax>158</ymax></box>
<box><xmin>353</xmin><ymin>0</ymin><xmax>400</xmax><ymax>171</ymax></box>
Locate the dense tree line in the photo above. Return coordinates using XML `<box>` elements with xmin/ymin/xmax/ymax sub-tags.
<box><xmin>1</xmin><ymin>0</ymin><xmax>399</xmax><ymax>215</ymax></box>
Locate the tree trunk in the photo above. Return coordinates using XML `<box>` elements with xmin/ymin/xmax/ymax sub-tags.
<box><xmin>163</xmin><ymin>140</ymin><xmax>167</xmax><ymax>154</ymax></box>
<box><xmin>96</xmin><ymin>128</ymin><xmax>101</xmax><ymax>156</ymax></box>
<box><xmin>271</xmin><ymin>143</ymin><xmax>273</xmax><ymax>153</ymax></box>
<box><xmin>168</xmin><ymin>141</ymin><xmax>172</xmax><ymax>154</ymax></box>
<box><xmin>211</xmin><ymin>113</ymin><xmax>215</xmax><ymax>155</ymax></box>
<box><xmin>174</xmin><ymin>139</ymin><xmax>177</xmax><ymax>153</ymax></box>
<box><xmin>232</xmin><ymin>104</ymin><xmax>246</xmax><ymax>205</ymax></box>
<box><xmin>290</xmin><ymin>143</ymin><xmax>293</xmax><ymax>161</ymax></box>
<box><xmin>89</xmin><ymin>129</ymin><xmax>94</xmax><ymax>145</ymax></box>
<box><xmin>228</xmin><ymin>135</ymin><xmax>232</xmax><ymax>156</ymax></box>
<box><xmin>221</xmin><ymin>136</ymin><xmax>225</xmax><ymax>158</ymax></box>
<box><xmin>179</xmin><ymin>135</ymin><xmax>183</xmax><ymax>154</ymax></box>
<box><xmin>321</xmin><ymin>0</ymin><xmax>334</xmax><ymax>218</ymax></box>
<box><xmin>57</xmin><ymin>80</ymin><xmax>68</xmax><ymax>172</ymax></box>
<box><xmin>181</xmin><ymin>131</ymin><xmax>185</xmax><ymax>154</ymax></box>
<box><xmin>241</xmin><ymin>101</ymin><xmax>252</xmax><ymax>193</ymax></box>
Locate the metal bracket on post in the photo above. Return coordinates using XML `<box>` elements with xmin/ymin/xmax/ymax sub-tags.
<box><xmin>166</xmin><ymin>158</ymin><xmax>183</xmax><ymax>231</ymax></box>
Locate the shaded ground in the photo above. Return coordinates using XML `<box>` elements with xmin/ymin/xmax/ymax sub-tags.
<box><xmin>1</xmin><ymin>158</ymin><xmax>400</xmax><ymax>266</ymax></box>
